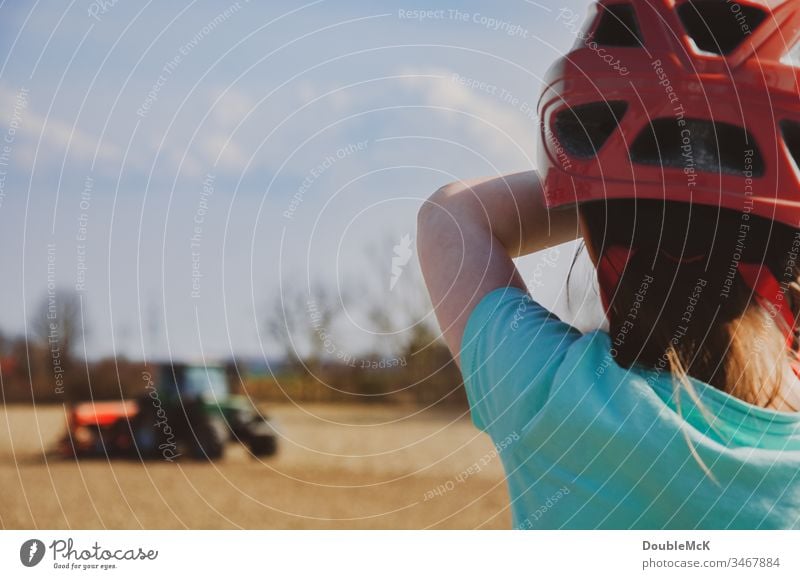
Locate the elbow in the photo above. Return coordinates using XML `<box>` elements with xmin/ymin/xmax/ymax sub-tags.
<box><xmin>417</xmin><ymin>187</ymin><xmax>443</xmax><ymax>232</ymax></box>
<box><xmin>417</xmin><ymin>181</ymin><xmax>468</xmax><ymax>232</ymax></box>
<box><xmin>417</xmin><ymin>184</ymin><xmax>462</xmax><ymax>290</ymax></box>
<box><xmin>417</xmin><ymin>183</ymin><xmax>457</xmax><ymax>247</ymax></box>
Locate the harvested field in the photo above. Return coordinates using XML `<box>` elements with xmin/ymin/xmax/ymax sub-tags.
<box><xmin>0</xmin><ymin>403</ymin><xmax>511</xmax><ymax>529</ymax></box>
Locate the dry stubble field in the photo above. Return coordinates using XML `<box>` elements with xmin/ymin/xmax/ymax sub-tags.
<box><xmin>0</xmin><ymin>403</ymin><xmax>511</xmax><ymax>529</ymax></box>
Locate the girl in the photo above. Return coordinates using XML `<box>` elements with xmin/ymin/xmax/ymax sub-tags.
<box><xmin>418</xmin><ymin>0</ymin><xmax>800</xmax><ymax>529</ymax></box>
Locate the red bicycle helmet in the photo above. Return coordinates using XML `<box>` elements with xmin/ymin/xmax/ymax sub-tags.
<box><xmin>537</xmin><ymin>0</ymin><xmax>800</xmax><ymax>228</ymax></box>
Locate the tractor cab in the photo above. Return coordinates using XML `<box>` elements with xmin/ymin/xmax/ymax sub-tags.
<box><xmin>156</xmin><ymin>363</ymin><xmax>229</xmax><ymax>405</ymax></box>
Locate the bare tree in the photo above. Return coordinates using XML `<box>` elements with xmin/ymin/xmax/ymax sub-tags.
<box><xmin>258</xmin><ymin>238</ymin><xmax>461</xmax><ymax>405</ymax></box>
<box><xmin>33</xmin><ymin>288</ymin><xmax>85</xmax><ymax>399</ymax></box>
<box><xmin>363</xmin><ymin>232</ymin><xmax>442</xmax><ymax>356</ymax></box>
<box><xmin>264</xmin><ymin>280</ymin><xmax>347</xmax><ymax>367</ymax></box>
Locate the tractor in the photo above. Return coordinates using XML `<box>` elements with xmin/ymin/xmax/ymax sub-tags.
<box><xmin>59</xmin><ymin>362</ymin><xmax>278</xmax><ymax>460</ymax></box>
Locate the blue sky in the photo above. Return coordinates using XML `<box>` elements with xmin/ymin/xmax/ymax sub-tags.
<box><xmin>0</xmin><ymin>0</ymin><xmax>603</xmax><ymax>362</ymax></box>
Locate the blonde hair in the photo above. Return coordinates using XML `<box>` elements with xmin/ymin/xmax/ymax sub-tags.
<box><xmin>580</xmin><ymin>199</ymin><xmax>800</xmax><ymax>411</ymax></box>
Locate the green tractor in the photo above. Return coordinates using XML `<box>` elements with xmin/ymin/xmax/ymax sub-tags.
<box><xmin>60</xmin><ymin>362</ymin><xmax>278</xmax><ymax>460</ymax></box>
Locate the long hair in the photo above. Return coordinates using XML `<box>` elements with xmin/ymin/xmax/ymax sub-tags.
<box><xmin>580</xmin><ymin>199</ymin><xmax>800</xmax><ymax>410</ymax></box>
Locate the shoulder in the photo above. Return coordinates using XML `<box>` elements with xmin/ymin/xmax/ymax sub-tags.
<box><xmin>460</xmin><ymin>287</ymin><xmax>585</xmax><ymax>435</ymax></box>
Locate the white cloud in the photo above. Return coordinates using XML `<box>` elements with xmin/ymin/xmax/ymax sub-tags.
<box><xmin>209</xmin><ymin>86</ymin><xmax>255</xmax><ymax>131</ymax></box>
<box><xmin>0</xmin><ymin>84</ymin><xmax>122</xmax><ymax>174</ymax></box>
<box><xmin>200</xmin><ymin>132</ymin><xmax>248</xmax><ymax>171</ymax></box>
<box><xmin>393</xmin><ymin>67</ymin><xmax>537</xmax><ymax>162</ymax></box>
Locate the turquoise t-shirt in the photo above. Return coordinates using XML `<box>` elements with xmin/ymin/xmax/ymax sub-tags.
<box><xmin>460</xmin><ymin>287</ymin><xmax>800</xmax><ymax>529</ymax></box>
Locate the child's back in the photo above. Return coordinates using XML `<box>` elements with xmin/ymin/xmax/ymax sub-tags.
<box><xmin>462</xmin><ymin>288</ymin><xmax>800</xmax><ymax>529</ymax></box>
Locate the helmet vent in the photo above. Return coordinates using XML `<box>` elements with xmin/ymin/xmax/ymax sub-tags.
<box><xmin>554</xmin><ymin>101</ymin><xmax>628</xmax><ymax>159</ymax></box>
<box><xmin>780</xmin><ymin>120</ymin><xmax>800</xmax><ymax>174</ymax></box>
<box><xmin>631</xmin><ymin>118</ymin><xmax>765</xmax><ymax>177</ymax></box>
<box><xmin>677</xmin><ymin>1</ymin><xmax>767</xmax><ymax>56</ymax></box>
<box><xmin>593</xmin><ymin>4</ymin><xmax>643</xmax><ymax>48</ymax></box>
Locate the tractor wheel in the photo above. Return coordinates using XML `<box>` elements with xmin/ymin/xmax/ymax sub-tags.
<box><xmin>183</xmin><ymin>400</ymin><xmax>226</xmax><ymax>461</ymax></box>
<box><xmin>193</xmin><ymin>418</ymin><xmax>226</xmax><ymax>460</ymax></box>
<box><xmin>131</xmin><ymin>399</ymin><xmax>160</xmax><ymax>460</ymax></box>
<box><xmin>247</xmin><ymin>434</ymin><xmax>277</xmax><ymax>457</ymax></box>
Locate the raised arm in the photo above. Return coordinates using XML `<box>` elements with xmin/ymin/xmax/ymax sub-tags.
<box><xmin>416</xmin><ymin>170</ymin><xmax>580</xmax><ymax>366</ymax></box>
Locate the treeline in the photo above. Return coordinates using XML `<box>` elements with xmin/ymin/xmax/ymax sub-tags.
<box><xmin>0</xmin><ymin>334</ymin><xmax>149</xmax><ymax>404</ymax></box>
<box><xmin>4</xmin><ymin>238</ymin><xmax>468</xmax><ymax>407</ymax></box>
<box><xmin>1</xmin><ymin>338</ymin><xmax>465</xmax><ymax>407</ymax></box>
<box><xmin>242</xmin><ymin>342</ymin><xmax>465</xmax><ymax>407</ymax></box>
<box><xmin>1</xmin><ymin>337</ymin><xmax>466</xmax><ymax>407</ymax></box>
